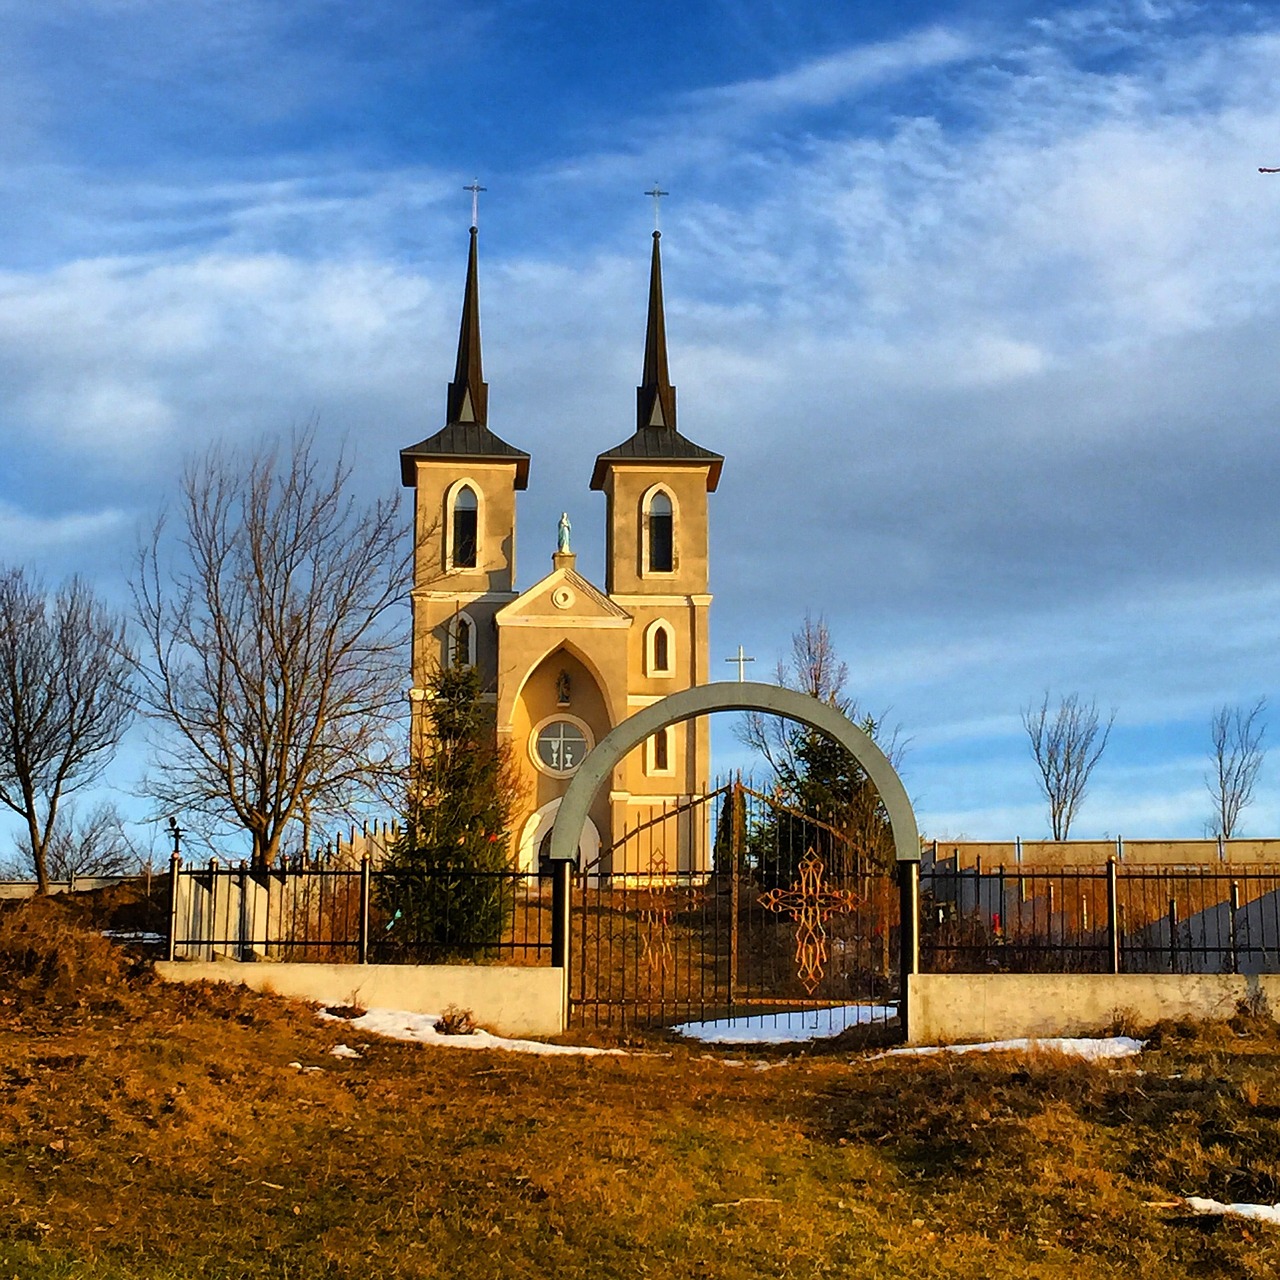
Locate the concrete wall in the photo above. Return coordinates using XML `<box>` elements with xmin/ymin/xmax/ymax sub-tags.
<box><xmin>156</xmin><ymin>960</ymin><xmax>566</xmax><ymax>1039</ymax></box>
<box><xmin>907</xmin><ymin>972</ymin><xmax>1280</xmax><ymax>1044</ymax></box>
<box><xmin>0</xmin><ymin>875</ymin><xmax>139</xmax><ymax>900</ymax></box>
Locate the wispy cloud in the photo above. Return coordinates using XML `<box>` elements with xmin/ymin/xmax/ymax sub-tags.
<box><xmin>0</xmin><ymin>500</ymin><xmax>128</xmax><ymax>554</ymax></box>
<box><xmin>694</xmin><ymin>25</ymin><xmax>977</xmax><ymax>119</ymax></box>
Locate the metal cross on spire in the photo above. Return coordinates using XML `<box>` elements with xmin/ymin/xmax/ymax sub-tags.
<box><xmin>724</xmin><ymin>645</ymin><xmax>755</xmax><ymax>682</ymax></box>
<box><xmin>645</xmin><ymin>183</ymin><xmax>669</xmax><ymax>231</ymax></box>
<box><xmin>464</xmin><ymin>178</ymin><xmax>487</xmax><ymax>228</ymax></box>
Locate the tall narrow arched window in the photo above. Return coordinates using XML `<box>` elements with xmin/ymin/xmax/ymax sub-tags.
<box><xmin>653</xmin><ymin>727</ymin><xmax>670</xmax><ymax>772</ymax></box>
<box><xmin>452</xmin><ymin>485</ymin><xmax>478</xmax><ymax>568</ymax></box>
<box><xmin>453</xmin><ymin>616</ymin><xmax>472</xmax><ymax>666</ymax></box>
<box><xmin>645</xmin><ymin>619</ymin><xmax>674</xmax><ymax>677</ymax></box>
<box><xmin>653</xmin><ymin>625</ymin><xmax>670</xmax><ymax>673</ymax></box>
<box><xmin>647</xmin><ymin>491</ymin><xmax>673</xmax><ymax>573</ymax></box>
<box><xmin>447</xmin><ymin>612</ymin><xmax>477</xmax><ymax>667</ymax></box>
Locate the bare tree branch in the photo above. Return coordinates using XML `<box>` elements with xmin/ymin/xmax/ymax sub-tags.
<box><xmin>0</xmin><ymin>568</ymin><xmax>136</xmax><ymax>893</ymax></box>
<box><xmin>1022</xmin><ymin>692</ymin><xmax>1115</xmax><ymax>840</ymax></box>
<box><xmin>132</xmin><ymin>429</ymin><xmax>412</xmax><ymax>868</ymax></box>
<box><xmin>1207</xmin><ymin>699</ymin><xmax>1266</xmax><ymax>839</ymax></box>
<box><xmin>4</xmin><ymin>800</ymin><xmax>141</xmax><ymax>882</ymax></box>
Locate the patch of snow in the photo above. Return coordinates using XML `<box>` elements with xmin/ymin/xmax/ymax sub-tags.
<box><xmin>329</xmin><ymin>1043</ymin><xmax>361</xmax><ymax>1059</ymax></box>
<box><xmin>876</xmin><ymin>1036</ymin><xmax>1145</xmax><ymax>1062</ymax></box>
<box><xmin>674</xmin><ymin>1005</ymin><xmax>895</xmax><ymax>1045</ymax></box>
<box><xmin>317</xmin><ymin>1008</ymin><xmax>626</xmax><ymax>1057</ymax></box>
<box><xmin>102</xmin><ymin>930</ymin><xmax>166</xmax><ymax>945</ymax></box>
<box><xmin>286</xmin><ymin>1061</ymin><xmax>325</xmax><ymax>1073</ymax></box>
<box><xmin>1185</xmin><ymin>1197</ymin><xmax>1280</xmax><ymax>1226</ymax></box>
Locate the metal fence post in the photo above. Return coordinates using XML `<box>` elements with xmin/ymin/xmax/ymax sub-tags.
<box><xmin>898</xmin><ymin>860</ymin><xmax>920</xmax><ymax>1036</ymax></box>
<box><xmin>551</xmin><ymin>859</ymin><xmax>572</xmax><ymax>1032</ymax></box>
<box><xmin>1229</xmin><ymin>879</ymin><xmax>1241</xmax><ymax>974</ymax></box>
<box><xmin>358</xmin><ymin>855</ymin><xmax>371</xmax><ymax>965</ymax></box>
<box><xmin>551</xmin><ymin>859</ymin><xmax>571</xmax><ymax>969</ymax></box>
<box><xmin>237</xmin><ymin>860</ymin><xmax>250</xmax><ymax>960</ymax></box>
<box><xmin>166</xmin><ymin>851</ymin><xmax>181</xmax><ymax>962</ymax></box>
<box><xmin>1106</xmin><ymin>857</ymin><xmax>1120</xmax><ymax>974</ymax></box>
<box><xmin>1168</xmin><ymin>897</ymin><xmax>1179</xmax><ymax>973</ymax></box>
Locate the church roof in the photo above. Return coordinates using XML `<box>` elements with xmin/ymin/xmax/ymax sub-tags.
<box><xmin>591</xmin><ymin>230</ymin><xmax>723</xmax><ymax>493</ymax></box>
<box><xmin>401</xmin><ymin>224</ymin><xmax>531</xmax><ymax>489</ymax></box>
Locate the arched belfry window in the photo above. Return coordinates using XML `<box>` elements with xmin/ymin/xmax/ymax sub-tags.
<box><xmin>646</xmin><ymin>490</ymin><xmax>673</xmax><ymax>574</ymax></box>
<box><xmin>451</xmin><ymin>484</ymin><xmax>478</xmax><ymax>569</ymax></box>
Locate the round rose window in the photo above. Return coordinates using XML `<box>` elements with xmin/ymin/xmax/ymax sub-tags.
<box><xmin>535</xmin><ymin>720</ymin><xmax>589</xmax><ymax>774</ymax></box>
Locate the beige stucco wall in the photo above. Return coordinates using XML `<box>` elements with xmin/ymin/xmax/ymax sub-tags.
<box><xmin>601</xmin><ymin>463</ymin><xmax>711</xmax><ymax>598</ymax></box>
<box><xmin>156</xmin><ymin>960</ymin><xmax>566</xmax><ymax>1039</ymax></box>
<box><xmin>502</xmin><ymin>639</ymin><xmax>617</xmax><ymax>856</ymax></box>
<box><xmin>407</xmin><ymin>444</ymin><xmax>718</xmax><ymax>878</ymax></box>
<box><xmin>907</xmin><ymin>972</ymin><xmax>1280</xmax><ymax>1044</ymax></box>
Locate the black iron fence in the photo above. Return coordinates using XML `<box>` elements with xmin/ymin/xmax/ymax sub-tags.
<box><xmin>167</xmin><ymin>856</ymin><xmax>558</xmax><ymax>965</ymax></box>
<box><xmin>921</xmin><ymin>861</ymin><xmax>1280</xmax><ymax>975</ymax></box>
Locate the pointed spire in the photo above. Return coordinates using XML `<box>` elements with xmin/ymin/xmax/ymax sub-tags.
<box><xmin>447</xmin><ymin>225</ymin><xmax>488</xmax><ymax>426</ymax></box>
<box><xmin>637</xmin><ymin>230</ymin><xmax>677</xmax><ymax>431</ymax></box>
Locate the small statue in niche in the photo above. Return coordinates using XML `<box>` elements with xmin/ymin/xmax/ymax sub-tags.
<box><xmin>556</xmin><ymin>669</ymin><xmax>571</xmax><ymax>706</ymax></box>
<box><xmin>557</xmin><ymin>512</ymin><xmax>572</xmax><ymax>554</ymax></box>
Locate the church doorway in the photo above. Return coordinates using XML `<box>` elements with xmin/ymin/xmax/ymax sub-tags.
<box><xmin>516</xmin><ymin>798</ymin><xmax>600</xmax><ymax>877</ymax></box>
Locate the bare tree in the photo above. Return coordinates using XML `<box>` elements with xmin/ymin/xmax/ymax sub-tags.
<box><xmin>133</xmin><ymin>431</ymin><xmax>411</xmax><ymax>868</ymax></box>
<box><xmin>740</xmin><ymin>612</ymin><xmax>855</xmax><ymax>780</ymax></box>
<box><xmin>0</xmin><ymin>568</ymin><xmax>136</xmax><ymax>893</ymax></box>
<box><xmin>1206</xmin><ymin>699</ymin><xmax>1266</xmax><ymax>839</ymax></box>
<box><xmin>1022</xmin><ymin>692</ymin><xmax>1115</xmax><ymax>840</ymax></box>
<box><xmin>6</xmin><ymin>800</ymin><xmax>140</xmax><ymax>882</ymax></box>
<box><xmin>738</xmin><ymin>612</ymin><xmax>902</xmax><ymax>874</ymax></box>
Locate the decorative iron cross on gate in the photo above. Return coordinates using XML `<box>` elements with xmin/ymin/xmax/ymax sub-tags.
<box><xmin>758</xmin><ymin>850</ymin><xmax>860</xmax><ymax>994</ymax></box>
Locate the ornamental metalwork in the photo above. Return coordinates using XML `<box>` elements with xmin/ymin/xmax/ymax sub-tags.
<box><xmin>758</xmin><ymin>850</ymin><xmax>861</xmax><ymax>994</ymax></box>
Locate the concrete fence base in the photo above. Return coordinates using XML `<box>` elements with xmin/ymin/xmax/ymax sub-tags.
<box><xmin>155</xmin><ymin>960</ymin><xmax>566</xmax><ymax>1039</ymax></box>
<box><xmin>907</xmin><ymin>972</ymin><xmax>1280</xmax><ymax>1044</ymax></box>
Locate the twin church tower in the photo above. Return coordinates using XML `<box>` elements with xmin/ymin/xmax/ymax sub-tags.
<box><xmin>399</xmin><ymin>223</ymin><xmax>723</xmax><ymax>874</ymax></box>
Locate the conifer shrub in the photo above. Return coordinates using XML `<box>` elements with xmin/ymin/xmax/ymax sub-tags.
<box><xmin>378</xmin><ymin>659</ymin><xmax>523</xmax><ymax>961</ymax></box>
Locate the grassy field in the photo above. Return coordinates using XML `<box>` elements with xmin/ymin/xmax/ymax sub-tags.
<box><xmin>2</xmin><ymin>897</ymin><xmax>1280</xmax><ymax>1278</ymax></box>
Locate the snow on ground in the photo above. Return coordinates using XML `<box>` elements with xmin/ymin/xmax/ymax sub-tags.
<box><xmin>317</xmin><ymin>1008</ymin><xmax>626</xmax><ymax>1057</ymax></box>
<box><xmin>876</xmin><ymin>1036</ymin><xmax>1146</xmax><ymax>1062</ymax></box>
<box><xmin>1185</xmin><ymin>1197</ymin><xmax>1280</xmax><ymax>1226</ymax></box>
<box><xmin>673</xmin><ymin>1005</ymin><xmax>897</xmax><ymax>1045</ymax></box>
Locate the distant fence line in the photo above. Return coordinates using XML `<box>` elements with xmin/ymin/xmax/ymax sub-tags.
<box><xmin>0</xmin><ymin>874</ymin><xmax>144</xmax><ymax>901</ymax></box>
<box><xmin>927</xmin><ymin>837</ymin><xmax>1280</xmax><ymax>869</ymax></box>
<box><xmin>921</xmin><ymin>861</ymin><xmax>1280</xmax><ymax>976</ymax></box>
<box><xmin>168</xmin><ymin>858</ymin><xmax>556</xmax><ymax>967</ymax></box>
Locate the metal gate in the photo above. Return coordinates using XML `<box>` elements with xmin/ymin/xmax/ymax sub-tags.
<box><xmin>569</xmin><ymin>780</ymin><xmax>901</xmax><ymax>1032</ymax></box>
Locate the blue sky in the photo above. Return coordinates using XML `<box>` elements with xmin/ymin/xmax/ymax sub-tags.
<box><xmin>4</xmin><ymin>0</ymin><xmax>1280</xmax><ymax>854</ymax></box>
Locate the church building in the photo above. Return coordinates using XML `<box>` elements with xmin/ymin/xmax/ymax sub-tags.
<box><xmin>400</xmin><ymin>223</ymin><xmax>722</xmax><ymax>876</ymax></box>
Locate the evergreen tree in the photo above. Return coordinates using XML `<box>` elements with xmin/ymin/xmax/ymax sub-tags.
<box><xmin>711</xmin><ymin>781</ymin><xmax>748</xmax><ymax>874</ymax></box>
<box><xmin>379</xmin><ymin>659</ymin><xmax>520</xmax><ymax>960</ymax></box>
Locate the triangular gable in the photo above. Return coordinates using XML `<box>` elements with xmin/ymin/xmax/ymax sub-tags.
<box><xmin>495</xmin><ymin>567</ymin><xmax>631</xmax><ymax>628</ymax></box>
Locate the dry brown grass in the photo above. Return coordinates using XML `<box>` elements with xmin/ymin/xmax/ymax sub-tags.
<box><xmin>1</xmin><ymin>900</ymin><xmax>1280</xmax><ymax>1277</ymax></box>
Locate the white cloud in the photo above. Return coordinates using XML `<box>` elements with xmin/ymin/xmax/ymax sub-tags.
<box><xmin>0</xmin><ymin>500</ymin><xmax>128</xmax><ymax>553</ymax></box>
<box><xmin>694</xmin><ymin>26</ymin><xmax>976</xmax><ymax>119</ymax></box>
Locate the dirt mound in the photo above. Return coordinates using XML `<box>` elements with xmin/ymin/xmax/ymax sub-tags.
<box><xmin>0</xmin><ymin>896</ymin><xmax>148</xmax><ymax>1013</ymax></box>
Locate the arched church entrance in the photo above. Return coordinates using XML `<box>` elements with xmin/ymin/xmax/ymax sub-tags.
<box><xmin>546</xmin><ymin>681</ymin><xmax>920</xmax><ymax>1033</ymax></box>
<box><xmin>517</xmin><ymin>798</ymin><xmax>600</xmax><ymax>877</ymax></box>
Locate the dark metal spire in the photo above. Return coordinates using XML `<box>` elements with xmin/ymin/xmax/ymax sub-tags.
<box><xmin>446</xmin><ymin>225</ymin><xmax>488</xmax><ymax>426</ymax></box>
<box><xmin>637</xmin><ymin>230</ymin><xmax>677</xmax><ymax>431</ymax></box>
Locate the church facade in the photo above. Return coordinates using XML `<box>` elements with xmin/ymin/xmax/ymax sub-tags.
<box><xmin>400</xmin><ymin>225</ymin><xmax>723</xmax><ymax>876</ymax></box>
